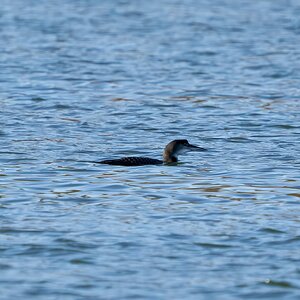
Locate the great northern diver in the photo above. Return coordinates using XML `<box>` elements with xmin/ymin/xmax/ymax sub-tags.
<box><xmin>98</xmin><ymin>139</ymin><xmax>206</xmax><ymax>166</ymax></box>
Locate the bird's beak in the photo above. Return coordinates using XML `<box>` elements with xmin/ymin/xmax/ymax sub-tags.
<box><xmin>187</xmin><ymin>143</ymin><xmax>207</xmax><ymax>151</ymax></box>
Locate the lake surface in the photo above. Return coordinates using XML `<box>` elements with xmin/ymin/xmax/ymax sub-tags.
<box><xmin>1</xmin><ymin>0</ymin><xmax>300</xmax><ymax>299</ymax></box>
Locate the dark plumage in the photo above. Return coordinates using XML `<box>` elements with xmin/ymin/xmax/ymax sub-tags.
<box><xmin>98</xmin><ymin>139</ymin><xmax>206</xmax><ymax>166</ymax></box>
<box><xmin>99</xmin><ymin>157</ymin><xmax>163</xmax><ymax>166</ymax></box>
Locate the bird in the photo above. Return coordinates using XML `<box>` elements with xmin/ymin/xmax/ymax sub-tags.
<box><xmin>98</xmin><ymin>139</ymin><xmax>206</xmax><ymax>166</ymax></box>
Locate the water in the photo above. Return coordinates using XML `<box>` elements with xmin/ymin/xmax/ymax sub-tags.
<box><xmin>1</xmin><ymin>0</ymin><xmax>300</xmax><ymax>299</ymax></box>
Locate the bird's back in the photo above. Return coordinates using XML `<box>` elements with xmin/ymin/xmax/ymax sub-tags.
<box><xmin>98</xmin><ymin>157</ymin><xmax>163</xmax><ymax>166</ymax></box>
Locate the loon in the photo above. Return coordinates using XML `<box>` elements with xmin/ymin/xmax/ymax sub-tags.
<box><xmin>98</xmin><ymin>139</ymin><xmax>206</xmax><ymax>166</ymax></box>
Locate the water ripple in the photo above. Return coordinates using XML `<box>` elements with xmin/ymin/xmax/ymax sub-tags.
<box><xmin>1</xmin><ymin>0</ymin><xmax>300</xmax><ymax>299</ymax></box>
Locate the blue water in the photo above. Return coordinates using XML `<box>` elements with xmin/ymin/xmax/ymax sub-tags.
<box><xmin>1</xmin><ymin>0</ymin><xmax>300</xmax><ymax>299</ymax></box>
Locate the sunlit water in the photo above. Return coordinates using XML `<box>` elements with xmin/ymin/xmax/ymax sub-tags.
<box><xmin>1</xmin><ymin>0</ymin><xmax>300</xmax><ymax>299</ymax></box>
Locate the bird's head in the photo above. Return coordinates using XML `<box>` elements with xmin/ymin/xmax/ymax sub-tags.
<box><xmin>163</xmin><ymin>139</ymin><xmax>206</xmax><ymax>163</ymax></box>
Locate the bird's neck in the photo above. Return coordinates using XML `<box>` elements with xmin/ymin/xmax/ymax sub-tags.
<box><xmin>163</xmin><ymin>151</ymin><xmax>178</xmax><ymax>163</ymax></box>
